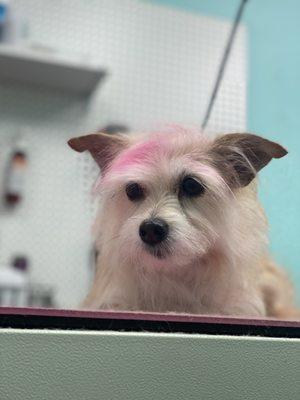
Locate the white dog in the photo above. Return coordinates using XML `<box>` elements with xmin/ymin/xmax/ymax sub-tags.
<box><xmin>69</xmin><ymin>126</ymin><xmax>298</xmax><ymax>318</ymax></box>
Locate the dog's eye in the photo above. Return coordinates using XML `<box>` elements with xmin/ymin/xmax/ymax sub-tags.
<box><xmin>126</xmin><ymin>182</ymin><xmax>144</xmax><ymax>201</ymax></box>
<box><xmin>180</xmin><ymin>177</ymin><xmax>205</xmax><ymax>197</ymax></box>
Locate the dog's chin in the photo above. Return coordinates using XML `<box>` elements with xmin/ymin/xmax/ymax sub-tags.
<box><xmin>139</xmin><ymin>244</ymin><xmax>198</xmax><ymax>270</ymax></box>
<box><xmin>140</xmin><ymin>248</ymin><xmax>173</xmax><ymax>269</ymax></box>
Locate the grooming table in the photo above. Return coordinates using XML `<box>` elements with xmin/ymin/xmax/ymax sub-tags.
<box><xmin>0</xmin><ymin>308</ymin><xmax>299</xmax><ymax>400</ymax></box>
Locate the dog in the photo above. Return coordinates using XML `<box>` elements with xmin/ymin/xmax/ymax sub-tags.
<box><xmin>68</xmin><ymin>126</ymin><xmax>298</xmax><ymax>318</ymax></box>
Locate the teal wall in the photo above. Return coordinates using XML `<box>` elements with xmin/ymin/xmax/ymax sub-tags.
<box><xmin>148</xmin><ymin>0</ymin><xmax>300</xmax><ymax>301</ymax></box>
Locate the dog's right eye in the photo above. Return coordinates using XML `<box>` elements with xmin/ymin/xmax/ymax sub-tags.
<box><xmin>126</xmin><ymin>183</ymin><xmax>145</xmax><ymax>201</ymax></box>
<box><xmin>180</xmin><ymin>176</ymin><xmax>205</xmax><ymax>197</ymax></box>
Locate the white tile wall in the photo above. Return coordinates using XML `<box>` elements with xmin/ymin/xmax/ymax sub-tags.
<box><xmin>0</xmin><ymin>0</ymin><xmax>247</xmax><ymax>307</ymax></box>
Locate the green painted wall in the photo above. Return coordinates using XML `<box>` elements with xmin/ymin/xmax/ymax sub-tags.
<box><xmin>0</xmin><ymin>329</ymin><xmax>299</xmax><ymax>399</ymax></box>
<box><xmin>148</xmin><ymin>0</ymin><xmax>300</xmax><ymax>301</ymax></box>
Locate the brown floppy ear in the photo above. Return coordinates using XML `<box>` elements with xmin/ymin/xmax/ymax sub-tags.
<box><xmin>209</xmin><ymin>133</ymin><xmax>288</xmax><ymax>187</ymax></box>
<box><xmin>68</xmin><ymin>132</ymin><xmax>128</xmax><ymax>171</ymax></box>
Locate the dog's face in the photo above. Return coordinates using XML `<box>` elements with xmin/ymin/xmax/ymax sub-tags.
<box><xmin>69</xmin><ymin>128</ymin><xmax>287</xmax><ymax>271</ymax></box>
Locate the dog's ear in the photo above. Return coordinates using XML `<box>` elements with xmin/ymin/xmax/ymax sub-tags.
<box><xmin>68</xmin><ymin>132</ymin><xmax>128</xmax><ymax>171</ymax></box>
<box><xmin>209</xmin><ymin>133</ymin><xmax>287</xmax><ymax>187</ymax></box>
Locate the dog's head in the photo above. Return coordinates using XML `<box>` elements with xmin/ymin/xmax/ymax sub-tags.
<box><xmin>68</xmin><ymin>128</ymin><xmax>287</xmax><ymax>270</ymax></box>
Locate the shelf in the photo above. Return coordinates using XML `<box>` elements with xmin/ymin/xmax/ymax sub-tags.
<box><xmin>0</xmin><ymin>44</ymin><xmax>107</xmax><ymax>95</ymax></box>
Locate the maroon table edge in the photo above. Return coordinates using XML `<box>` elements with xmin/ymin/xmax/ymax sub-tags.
<box><xmin>0</xmin><ymin>307</ymin><xmax>299</xmax><ymax>338</ymax></box>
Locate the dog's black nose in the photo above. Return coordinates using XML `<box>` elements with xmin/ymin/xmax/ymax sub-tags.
<box><xmin>139</xmin><ymin>218</ymin><xmax>169</xmax><ymax>246</ymax></box>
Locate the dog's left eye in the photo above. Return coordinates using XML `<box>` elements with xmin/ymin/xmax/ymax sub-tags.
<box><xmin>126</xmin><ymin>182</ymin><xmax>145</xmax><ymax>201</ymax></box>
<box><xmin>180</xmin><ymin>177</ymin><xmax>205</xmax><ymax>197</ymax></box>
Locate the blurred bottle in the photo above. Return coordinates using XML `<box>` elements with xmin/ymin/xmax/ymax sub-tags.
<box><xmin>28</xmin><ymin>285</ymin><xmax>55</xmax><ymax>308</ymax></box>
<box><xmin>0</xmin><ymin>0</ymin><xmax>27</xmax><ymax>44</ymax></box>
<box><xmin>0</xmin><ymin>0</ymin><xmax>9</xmax><ymax>42</ymax></box>
<box><xmin>12</xmin><ymin>255</ymin><xmax>29</xmax><ymax>273</ymax></box>
<box><xmin>0</xmin><ymin>255</ymin><xmax>29</xmax><ymax>307</ymax></box>
<box><xmin>3</xmin><ymin>136</ymin><xmax>28</xmax><ymax>209</ymax></box>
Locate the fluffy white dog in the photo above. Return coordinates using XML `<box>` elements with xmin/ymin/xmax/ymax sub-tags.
<box><xmin>69</xmin><ymin>127</ymin><xmax>297</xmax><ymax>318</ymax></box>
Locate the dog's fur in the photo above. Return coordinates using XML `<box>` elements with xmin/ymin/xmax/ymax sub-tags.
<box><xmin>69</xmin><ymin>126</ymin><xmax>298</xmax><ymax>318</ymax></box>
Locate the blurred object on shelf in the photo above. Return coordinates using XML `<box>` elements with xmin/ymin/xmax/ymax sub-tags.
<box><xmin>0</xmin><ymin>254</ymin><xmax>29</xmax><ymax>306</ymax></box>
<box><xmin>0</xmin><ymin>255</ymin><xmax>56</xmax><ymax>308</ymax></box>
<box><xmin>3</xmin><ymin>134</ymin><xmax>28</xmax><ymax>210</ymax></box>
<box><xmin>12</xmin><ymin>255</ymin><xmax>29</xmax><ymax>272</ymax></box>
<box><xmin>0</xmin><ymin>261</ymin><xmax>28</xmax><ymax>306</ymax></box>
<box><xmin>0</xmin><ymin>270</ymin><xmax>56</xmax><ymax>308</ymax></box>
<box><xmin>0</xmin><ymin>0</ymin><xmax>27</xmax><ymax>44</ymax></box>
<box><xmin>27</xmin><ymin>284</ymin><xmax>55</xmax><ymax>308</ymax></box>
<box><xmin>0</xmin><ymin>0</ymin><xmax>9</xmax><ymax>42</ymax></box>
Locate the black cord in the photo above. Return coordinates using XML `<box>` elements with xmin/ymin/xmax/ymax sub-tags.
<box><xmin>201</xmin><ymin>0</ymin><xmax>249</xmax><ymax>130</ymax></box>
